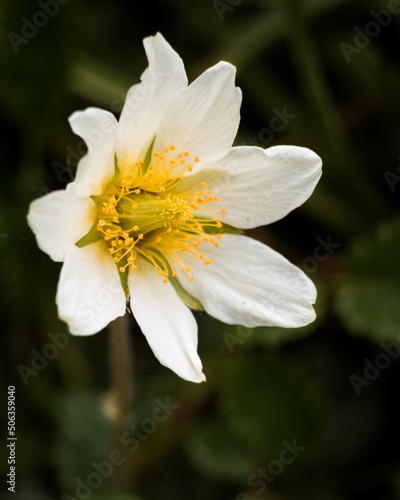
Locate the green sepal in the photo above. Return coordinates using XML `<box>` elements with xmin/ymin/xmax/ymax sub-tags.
<box><xmin>114</xmin><ymin>153</ymin><xmax>121</xmax><ymax>176</ymax></box>
<box><xmin>141</xmin><ymin>248</ymin><xmax>204</xmax><ymax>311</ymax></box>
<box><xmin>90</xmin><ymin>194</ymin><xmax>105</xmax><ymax>204</ymax></box>
<box><xmin>202</xmin><ymin>222</ymin><xmax>242</xmax><ymax>236</ymax></box>
<box><xmin>169</xmin><ymin>276</ymin><xmax>203</xmax><ymax>311</ymax></box>
<box><xmin>116</xmin><ymin>258</ymin><xmax>130</xmax><ymax>299</ymax></box>
<box><xmin>141</xmin><ymin>136</ymin><xmax>156</xmax><ymax>176</ymax></box>
<box><xmin>75</xmin><ymin>223</ymin><xmax>101</xmax><ymax>248</ymax></box>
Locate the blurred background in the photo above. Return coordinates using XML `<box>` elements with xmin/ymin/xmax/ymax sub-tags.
<box><xmin>1</xmin><ymin>0</ymin><xmax>400</xmax><ymax>498</ymax></box>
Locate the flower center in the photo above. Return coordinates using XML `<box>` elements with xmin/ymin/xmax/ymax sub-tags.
<box><xmin>95</xmin><ymin>145</ymin><xmax>226</xmax><ymax>283</ymax></box>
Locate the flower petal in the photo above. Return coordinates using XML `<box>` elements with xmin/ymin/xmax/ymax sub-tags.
<box><xmin>195</xmin><ymin>145</ymin><xmax>322</xmax><ymax>229</ymax></box>
<box><xmin>27</xmin><ymin>183</ymin><xmax>96</xmax><ymax>262</ymax></box>
<box><xmin>116</xmin><ymin>33</ymin><xmax>188</xmax><ymax>170</ymax></box>
<box><xmin>178</xmin><ymin>234</ymin><xmax>317</xmax><ymax>328</ymax></box>
<box><xmin>129</xmin><ymin>258</ymin><xmax>205</xmax><ymax>383</ymax></box>
<box><xmin>69</xmin><ymin>107</ymin><xmax>118</xmax><ymax>198</ymax></box>
<box><xmin>56</xmin><ymin>241</ymin><xmax>126</xmax><ymax>335</ymax></box>
<box><xmin>154</xmin><ymin>61</ymin><xmax>241</xmax><ymax>167</ymax></box>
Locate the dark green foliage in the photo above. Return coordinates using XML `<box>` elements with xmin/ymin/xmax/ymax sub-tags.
<box><xmin>2</xmin><ymin>0</ymin><xmax>400</xmax><ymax>499</ymax></box>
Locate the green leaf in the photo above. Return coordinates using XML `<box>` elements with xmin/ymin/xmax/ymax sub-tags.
<box><xmin>75</xmin><ymin>222</ymin><xmax>101</xmax><ymax>248</ymax></box>
<box><xmin>52</xmin><ymin>390</ymin><xmax>112</xmax><ymax>492</ymax></box>
<box><xmin>335</xmin><ymin>215</ymin><xmax>400</xmax><ymax>342</ymax></box>
<box><xmin>184</xmin><ymin>419</ymin><xmax>255</xmax><ymax>482</ymax></box>
<box><xmin>219</xmin><ymin>351</ymin><xmax>325</xmax><ymax>459</ymax></box>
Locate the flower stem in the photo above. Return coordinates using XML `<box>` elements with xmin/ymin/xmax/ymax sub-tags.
<box><xmin>109</xmin><ymin>313</ymin><xmax>134</xmax><ymax>490</ymax></box>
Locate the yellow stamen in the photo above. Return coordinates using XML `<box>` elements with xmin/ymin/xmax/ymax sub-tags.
<box><xmin>93</xmin><ymin>147</ymin><xmax>227</xmax><ymax>284</ymax></box>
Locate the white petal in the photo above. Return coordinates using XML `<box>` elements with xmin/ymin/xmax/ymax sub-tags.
<box><xmin>129</xmin><ymin>258</ymin><xmax>205</xmax><ymax>383</ymax></box>
<box><xmin>27</xmin><ymin>183</ymin><xmax>96</xmax><ymax>262</ymax></box>
<box><xmin>154</xmin><ymin>61</ymin><xmax>241</xmax><ymax>166</ymax></box>
<box><xmin>56</xmin><ymin>241</ymin><xmax>126</xmax><ymax>335</ymax></box>
<box><xmin>116</xmin><ymin>33</ymin><xmax>188</xmax><ymax>170</ymax></box>
<box><xmin>178</xmin><ymin>234</ymin><xmax>317</xmax><ymax>328</ymax></box>
<box><xmin>69</xmin><ymin>107</ymin><xmax>118</xmax><ymax>198</ymax></box>
<box><xmin>196</xmin><ymin>146</ymin><xmax>322</xmax><ymax>229</ymax></box>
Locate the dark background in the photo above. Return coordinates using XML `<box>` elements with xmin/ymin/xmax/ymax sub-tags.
<box><xmin>2</xmin><ymin>0</ymin><xmax>400</xmax><ymax>499</ymax></box>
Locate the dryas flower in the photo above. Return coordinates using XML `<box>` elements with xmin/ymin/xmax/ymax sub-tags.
<box><xmin>28</xmin><ymin>33</ymin><xmax>322</xmax><ymax>383</ymax></box>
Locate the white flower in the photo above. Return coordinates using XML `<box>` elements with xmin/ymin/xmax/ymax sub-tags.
<box><xmin>27</xmin><ymin>33</ymin><xmax>322</xmax><ymax>383</ymax></box>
